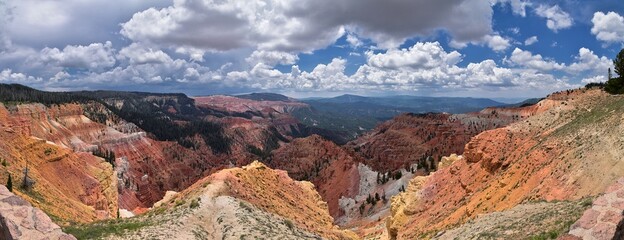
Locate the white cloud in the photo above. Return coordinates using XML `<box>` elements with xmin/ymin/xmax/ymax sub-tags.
<box><xmin>567</xmin><ymin>48</ymin><xmax>613</xmax><ymax>74</ymax></box>
<box><xmin>581</xmin><ymin>75</ymin><xmax>606</xmax><ymax>84</ymax></box>
<box><xmin>524</xmin><ymin>36</ymin><xmax>538</xmax><ymax>45</ymax></box>
<box><xmin>366</xmin><ymin>42</ymin><xmax>462</xmax><ymax>70</ymax></box>
<box><xmin>121</xmin><ymin>0</ymin><xmax>495</xmax><ymax>54</ymax></box>
<box><xmin>174</xmin><ymin>47</ymin><xmax>206</xmax><ymax>62</ymax></box>
<box><xmin>451</xmin><ymin>34</ymin><xmax>511</xmax><ymax>52</ymax></box>
<box><xmin>246</xmin><ymin>50</ymin><xmax>299</xmax><ymax>66</ymax></box>
<box><xmin>50</xmin><ymin>71</ymin><xmax>70</xmax><ymax>82</ymax></box>
<box><xmin>0</xmin><ymin>69</ymin><xmax>43</xmax><ymax>83</ymax></box>
<box><xmin>591</xmin><ymin>12</ymin><xmax>624</xmax><ymax>44</ymax></box>
<box><xmin>535</xmin><ymin>5</ymin><xmax>573</xmax><ymax>32</ymax></box>
<box><xmin>233</xmin><ymin>42</ymin><xmax>572</xmax><ymax>95</ymax></box>
<box><xmin>3</xmin><ymin>0</ymin><xmax>171</xmax><ymax>48</ymax></box>
<box><xmin>505</xmin><ymin>47</ymin><xmax>613</xmax><ymax>77</ymax></box>
<box><xmin>506</xmin><ymin>48</ymin><xmax>564</xmax><ymax>71</ymax></box>
<box><xmin>120</xmin><ymin>0</ymin><xmax>344</xmax><ymax>53</ymax></box>
<box><xmin>495</xmin><ymin>0</ymin><xmax>532</xmax><ymax>17</ymax></box>
<box><xmin>39</xmin><ymin>42</ymin><xmax>116</xmax><ymax>71</ymax></box>
<box><xmin>346</xmin><ymin>33</ymin><xmax>363</xmax><ymax>48</ymax></box>
<box><xmin>118</xmin><ymin>43</ymin><xmax>173</xmax><ymax>65</ymax></box>
<box><xmin>483</xmin><ymin>35</ymin><xmax>511</xmax><ymax>52</ymax></box>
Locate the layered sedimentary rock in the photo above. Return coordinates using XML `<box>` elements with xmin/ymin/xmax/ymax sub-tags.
<box><xmin>346</xmin><ymin>106</ymin><xmax>534</xmax><ymax>172</ymax></box>
<box><xmin>268</xmin><ymin>135</ymin><xmax>361</xmax><ymax>218</ymax></box>
<box><xmin>0</xmin><ymin>103</ymin><xmax>118</xmax><ymax>223</ymax></box>
<box><xmin>104</xmin><ymin>161</ymin><xmax>358</xmax><ymax>240</ymax></box>
<box><xmin>388</xmin><ymin>89</ymin><xmax>624</xmax><ymax>239</ymax></box>
<box><xmin>0</xmin><ymin>102</ymin><xmax>220</xmax><ymax>213</ymax></box>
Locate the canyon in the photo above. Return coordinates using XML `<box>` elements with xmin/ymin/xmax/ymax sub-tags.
<box><xmin>1</xmin><ymin>84</ymin><xmax>624</xmax><ymax>239</ymax></box>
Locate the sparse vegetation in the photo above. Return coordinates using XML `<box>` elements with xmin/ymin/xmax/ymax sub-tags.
<box><xmin>63</xmin><ymin>219</ymin><xmax>151</xmax><ymax>239</ymax></box>
<box><xmin>44</xmin><ymin>148</ymin><xmax>53</xmax><ymax>156</ymax></box>
<box><xmin>93</xmin><ymin>148</ymin><xmax>116</xmax><ymax>167</ymax></box>
<box><xmin>189</xmin><ymin>198</ymin><xmax>200</xmax><ymax>209</ymax></box>
<box><xmin>605</xmin><ymin>48</ymin><xmax>624</xmax><ymax>94</ymax></box>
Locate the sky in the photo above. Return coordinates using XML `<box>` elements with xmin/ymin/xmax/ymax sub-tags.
<box><xmin>0</xmin><ymin>0</ymin><xmax>623</xmax><ymax>98</ymax></box>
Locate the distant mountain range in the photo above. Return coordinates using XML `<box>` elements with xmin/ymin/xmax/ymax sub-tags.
<box><xmin>289</xmin><ymin>94</ymin><xmax>510</xmax><ymax>139</ymax></box>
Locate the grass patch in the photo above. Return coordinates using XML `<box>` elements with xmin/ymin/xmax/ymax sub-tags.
<box><xmin>175</xmin><ymin>199</ymin><xmax>186</xmax><ymax>207</ymax></box>
<box><xmin>63</xmin><ymin>219</ymin><xmax>150</xmax><ymax>239</ymax></box>
<box><xmin>189</xmin><ymin>198</ymin><xmax>200</xmax><ymax>209</ymax></box>
<box><xmin>552</xmin><ymin>97</ymin><xmax>624</xmax><ymax>137</ymax></box>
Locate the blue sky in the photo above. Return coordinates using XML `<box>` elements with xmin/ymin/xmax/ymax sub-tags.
<box><xmin>0</xmin><ymin>0</ymin><xmax>623</xmax><ymax>98</ymax></box>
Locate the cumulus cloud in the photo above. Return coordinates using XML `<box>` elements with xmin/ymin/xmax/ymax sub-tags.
<box><xmin>366</xmin><ymin>42</ymin><xmax>462</xmax><ymax>70</ymax></box>
<box><xmin>346</xmin><ymin>33</ymin><xmax>363</xmax><ymax>48</ymax></box>
<box><xmin>246</xmin><ymin>50</ymin><xmax>299</xmax><ymax>66</ymax></box>
<box><xmin>581</xmin><ymin>75</ymin><xmax>607</xmax><ymax>84</ymax></box>
<box><xmin>506</xmin><ymin>48</ymin><xmax>565</xmax><ymax>71</ymax></box>
<box><xmin>118</xmin><ymin>43</ymin><xmax>173</xmax><ymax>65</ymax></box>
<box><xmin>50</xmin><ymin>71</ymin><xmax>70</xmax><ymax>82</ymax></box>
<box><xmin>495</xmin><ymin>0</ymin><xmax>532</xmax><ymax>17</ymax></box>
<box><xmin>591</xmin><ymin>12</ymin><xmax>624</xmax><ymax>44</ymax></box>
<box><xmin>121</xmin><ymin>0</ymin><xmax>345</xmax><ymax>54</ymax></box>
<box><xmin>567</xmin><ymin>48</ymin><xmax>613</xmax><ymax>74</ymax></box>
<box><xmin>450</xmin><ymin>34</ymin><xmax>511</xmax><ymax>52</ymax></box>
<box><xmin>0</xmin><ymin>0</ymin><xmax>612</xmax><ymax>97</ymax></box>
<box><xmin>3</xmin><ymin>0</ymin><xmax>171</xmax><ymax>48</ymax></box>
<box><xmin>231</xmin><ymin>42</ymin><xmax>572</xmax><ymax>94</ymax></box>
<box><xmin>39</xmin><ymin>42</ymin><xmax>116</xmax><ymax>71</ymax></box>
<box><xmin>0</xmin><ymin>69</ymin><xmax>42</xmax><ymax>83</ymax></box>
<box><xmin>483</xmin><ymin>35</ymin><xmax>511</xmax><ymax>52</ymax></box>
<box><xmin>524</xmin><ymin>36</ymin><xmax>538</xmax><ymax>45</ymax></box>
<box><xmin>121</xmin><ymin>0</ymin><xmax>495</xmax><ymax>55</ymax></box>
<box><xmin>535</xmin><ymin>5</ymin><xmax>573</xmax><ymax>32</ymax></box>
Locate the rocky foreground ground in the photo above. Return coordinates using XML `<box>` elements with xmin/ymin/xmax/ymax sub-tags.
<box><xmin>0</xmin><ymin>185</ymin><xmax>75</xmax><ymax>239</ymax></box>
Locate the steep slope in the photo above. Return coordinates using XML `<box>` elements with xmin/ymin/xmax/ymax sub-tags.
<box><xmin>435</xmin><ymin>199</ymin><xmax>590</xmax><ymax>239</ymax></box>
<box><xmin>346</xmin><ymin>107</ymin><xmax>534</xmax><ymax>172</ymax></box>
<box><xmin>268</xmin><ymin>135</ymin><xmax>362</xmax><ymax>218</ymax></box>
<box><xmin>387</xmin><ymin>89</ymin><xmax>624</xmax><ymax>239</ymax></box>
<box><xmin>70</xmin><ymin>161</ymin><xmax>357</xmax><ymax>240</ymax></box>
<box><xmin>0</xmin><ymin>103</ymin><xmax>118</xmax><ymax>223</ymax></box>
<box><xmin>267</xmin><ymin>135</ymin><xmax>425</xmax><ymax>239</ymax></box>
<box><xmin>1</xmin><ymin>102</ymin><xmax>223</xmax><ymax>213</ymax></box>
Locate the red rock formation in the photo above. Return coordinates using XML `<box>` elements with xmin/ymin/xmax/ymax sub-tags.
<box><xmin>0</xmin><ymin>102</ymin><xmax>232</xmax><ymax>213</ymax></box>
<box><xmin>269</xmin><ymin>135</ymin><xmax>361</xmax><ymax>217</ymax></box>
<box><xmin>194</xmin><ymin>95</ymin><xmax>308</xmax><ymax>114</ymax></box>
<box><xmin>388</xmin><ymin>89</ymin><xmax>624</xmax><ymax>239</ymax></box>
<box><xmin>346</xmin><ymin>109</ymin><xmax>529</xmax><ymax>172</ymax></box>
<box><xmin>195</xmin><ymin>95</ymin><xmax>310</xmax><ymax>153</ymax></box>
<box><xmin>0</xmin><ymin>103</ymin><xmax>118</xmax><ymax>223</ymax></box>
<box><xmin>173</xmin><ymin>161</ymin><xmax>358</xmax><ymax>239</ymax></box>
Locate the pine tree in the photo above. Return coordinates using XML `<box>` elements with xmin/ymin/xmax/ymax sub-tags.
<box><xmin>615</xmin><ymin>49</ymin><xmax>624</xmax><ymax>77</ymax></box>
<box><xmin>609</xmin><ymin>68</ymin><xmax>613</xmax><ymax>80</ymax></box>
